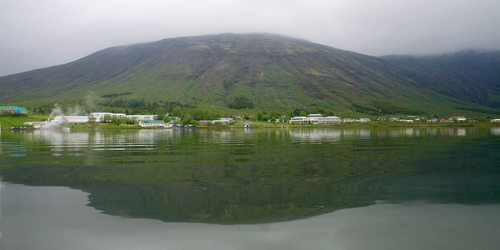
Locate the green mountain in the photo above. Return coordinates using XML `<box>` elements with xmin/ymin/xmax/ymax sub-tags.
<box><xmin>1</xmin><ymin>33</ymin><xmax>499</xmax><ymax>116</ymax></box>
<box><xmin>382</xmin><ymin>50</ymin><xmax>500</xmax><ymax>108</ymax></box>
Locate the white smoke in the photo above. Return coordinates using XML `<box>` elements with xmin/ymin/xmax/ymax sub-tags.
<box><xmin>66</xmin><ymin>105</ymin><xmax>86</xmax><ymax>116</ymax></box>
<box><xmin>49</xmin><ymin>103</ymin><xmax>65</xmax><ymax>119</ymax></box>
<box><xmin>85</xmin><ymin>91</ymin><xmax>100</xmax><ymax>113</ymax></box>
<box><xmin>42</xmin><ymin>103</ymin><xmax>89</xmax><ymax>129</ymax></box>
<box><xmin>49</xmin><ymin>103</ymin><xmax>87</xmax><ymax>119</ymax></box>
<box><xmin>41</xmin><ymin>93</ymin><xmax>100</xmax><ymax>129</ymax></box>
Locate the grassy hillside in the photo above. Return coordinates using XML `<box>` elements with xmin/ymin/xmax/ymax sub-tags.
<box><xmin>1</xmin><ymin>34</ymin><xmax>499</xmax><ymax>117</ymax></box>
<box><xmin>382</xmin><ymin>50</ymin><xmax>500</xmax><ymax>108</ymax></box>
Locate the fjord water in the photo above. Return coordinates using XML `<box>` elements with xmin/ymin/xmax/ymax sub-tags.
<box><xmin>1</xmin><ymin>127</ymin><xmax>500</xmax><ymax>249</ymax></box>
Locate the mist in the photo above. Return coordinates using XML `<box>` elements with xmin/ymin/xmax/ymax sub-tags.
<box><xmin>1</xmin><ymin>0</ymin><xmax>500</xmax><ymax>76</ymax></box>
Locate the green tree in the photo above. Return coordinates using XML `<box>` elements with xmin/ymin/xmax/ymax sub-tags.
<box><xmin>171</xmin><ymin>107</ymin><xmax>182</xmax><ymax>117</ymax></box>
<box><xmin>286</xmin><ymin>110</ymin><xmax>294</xmax><ymax>121</ymax></box>
<box><xmin>227</xmin><ymin>95</ymin><xmax>254</xmax><ymax>109</ymax></box>
<box><xmin>102</xmin><ymin>107</ymin><xmax>112</xmax><ymax>112</ymax></box>
<box><xmin>257</xmin><ymin>111</ymin><xmax>264</xmax><ymax>121</ymax></box>
<box><xmin>155</xmin><ymin>107</ymin><xmax>166</xmax><ymax>116</ymax></box>
<box><xmin>113</xmin><ymin>107</ymin><xmax>125</xmax><ymax>114</ymax></box>
<box><xmin>183</xmin><ymin>114</ymin><xmax>194</xmax><ymax>125</ymax></box>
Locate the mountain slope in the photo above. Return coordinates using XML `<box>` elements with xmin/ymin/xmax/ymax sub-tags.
<box><xmin>382</xmin><ymin>50</ymin><xmax>500</xmax><ymax>108</ymax></box>
<box><xmin>0</xmin><ymin>33</ymin><xmax>499</xmax><ymax>116</ymax></box>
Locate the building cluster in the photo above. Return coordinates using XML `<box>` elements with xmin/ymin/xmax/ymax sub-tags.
<box><xmin>288</xmin><ymin>114</ymin><xmax>378</xmax><ymax>124</ymax></box>
<box><xmin>0</xmin><ymin>106</ymin><xmax>27</xmax><ymax>114</ymax></box>
<box><xmin>89</xmin><ymin>113</ymin><xmax>158</xmax><ymax>122</ymax></box>
<box><xmin>28</xmin><ymin>112</ymin><xmax>186</xmax><ymax>129</ymax></box>
<box><xmin>285</xmin><ymin>114</ymin><xmax>487</xmax><ymax>124</ymax></box>
<box><xmin>288</xmin><ymin>114</ymin><xmax>342</xmax><ymax>125</ymax></box>
<box><xmin>198</xmin><ymin>118</ymin><xmax>235</xmax><ymax>125</ymax></box>
<box><xmin>16</xmin><ymin>108</ymin><xmax>500</xmax><ymax>130</ymax></box>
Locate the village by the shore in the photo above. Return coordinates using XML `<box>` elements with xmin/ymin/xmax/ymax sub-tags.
<box><xmin>7</xmin><ymin>112</ymin><xmax>500</xmax><ymax>130</ymax></box>
<box><xmin>3</xmin><ymin>105</ymin><xmax>500</xmax><ymax>130</ymax></box>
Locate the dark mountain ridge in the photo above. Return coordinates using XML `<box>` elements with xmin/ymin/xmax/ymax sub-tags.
<box><xmin>1</xmin><ymin>33</ymin><xmax>499</xmax><ymax>116</ymax></box>
<box><xmin>382</xmin><ymin>50</ymin><xmax>500</xmax><ymax>108</ymax></box>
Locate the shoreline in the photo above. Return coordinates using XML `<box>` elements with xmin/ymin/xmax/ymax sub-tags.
<box><xmin>3</xmin><ymin>122</ymin><xmax>500</xmax><ymax>131</ymax></box>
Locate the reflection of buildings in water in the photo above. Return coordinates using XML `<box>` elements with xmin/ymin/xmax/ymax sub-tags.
<box><xmin>137</xmin><ymin>129</ymin><xmax>174</xmax><ymax>142</ymax></box>
<box><xmin>210</xmin><ymin>130</ymin><xmax>236</xmax><ymax>144</ymax></box>
<box><xmin>341</xmin><ymin>129</ymin><xmax>370</xmax><ymax>140</ymax></box>
<box><xmin>387</xmin><ymin>128</ymin><xmax>426</xmax><ymax>138</ymax></box>
<box><xmin>439</xmin><ymin>128</ymin><xmax>468</xmax><ymax>137</ymax></box>
<box><xmin>359</xmin><ymin>129</ymin><xmax>370</xmax><ymax>139</ymax></box>
<box><xmin>387</xmin><ymin>128</ymin><xmax>471</xmax><ymax>138</ymax></box>
<box><xmin>289</xmin><ymin>129</ymin><xmax>341</xmax><ymax>143</ymax></box>
<box><xmin>342</xmin><ymin>129</ymin><xmax>371</xmax><ymax>140</ymax></box>
<box><xmin>377</xmin><ymin>130</ymin><xmax>386</xmax><ymax>139</ymax></box>
<box><xmin>28</xmin><ymin>130</ymin><xmax>163</xmax><ymax>153</ymax></box>
<box><xmin>238</xmin><ymin>128</ymin><xmax>260</xmax><ymax>142</ymax></box>
<box><xmin>426</xmin><ymin>128</ymin><xmax>438</xmax><ymax>136</ymax></box>
<box><xmin>404</xmin><ymin>128</ymin><xmax>414</xmax><ymax>137</ymax></box>
<box><xmin>386</xmin><ymin>128</ymin><xmax>474</xmax><ymax>138</ymax></box>
<box><xmin>27</xmin><ymin>130</ymin><xmax>168</xmax><ymax>165</ymax></box>
<box><xmin>492</xmin><ymin>127</ymin><xmax>500</xmax><ymax>136</ymax></box>
<box><xmin>457</xmin><ymin>128</ymin><xmax>466</xmax><ymax>137</ymax></box>
<box><xmin>390</xmin><ymin>129</ymin><xmax>401</xmax><ymax>138</ymax></box>
<box><xmin>242</xmin><ymin>128</ymin><xmax>256</xmax><ymax>135</ymax></box>
<box><xmin>342</xmin><ymin>129</ymin><xmax>355</xmax><ymax>138</ymax></box>
<box><xmin>441</xmin><ymin>128</ymin><xmax>454</xmax><ymax>136</ymax></box>
<box><xmin>29</xmin><ymin>130</ymin><xmax>90</xmax><ymax>154</ymax></box>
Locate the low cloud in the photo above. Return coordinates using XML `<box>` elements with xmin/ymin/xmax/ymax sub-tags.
<box><xmin>1</xmin><ymin>0</ymin><xmax>499</xmax><ymax>76</ymax></box>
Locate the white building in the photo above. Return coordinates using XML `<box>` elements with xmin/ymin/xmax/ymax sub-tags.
<box><xmin>126</xmin><ymin>115</ymin><xmax>157</xmax><ymax>121</ymax></box>
<box><xmin>288</xmin><ymin>116</ymin><xmax>341</xmax><ymax>125</ymax></box>
<box><xmin>212</xmin><ymin>118</ymin><xmax>233</xmax><ymax>125</ymax></box>
<box><xmin>169</xmin><ymin>117</ymin><xmax>181</xmax><ymax>123</ymax></box>
<box><xmin>91</xmin><ymin>113</ymin><xmax>157</xmax><ymax>122</ymax></box>
<box><xmin>138</xmin><ymin>120</ymin><xmax>169</xmax><ymax>127</ymax></box>
<box><xmin>56</xmin><ymin>116</ymin><xmax>89</xmax><ymax>124</ymax></box>
<box><xmin>90</xmin><ymin>112</ymin><xmax>113</xmax><ymax>122</ymax></box>
<box><xmin>41</xmin><ymin>116</ymin><xmax>89</xmax><ymax>127</ymax></box>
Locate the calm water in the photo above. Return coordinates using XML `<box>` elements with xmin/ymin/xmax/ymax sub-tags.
<box><xmin>1</xmin><ymin>127</ymin><xmax>500</xmax><ymax>249</ymax></box>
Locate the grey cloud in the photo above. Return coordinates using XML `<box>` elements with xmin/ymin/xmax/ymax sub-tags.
<box><xmin>1</xmin><ymin>0</ymin><xmax>500</xmax><ymax>76</ymax></box>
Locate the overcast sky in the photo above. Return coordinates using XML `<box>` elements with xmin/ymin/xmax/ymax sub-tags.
<box><xmin>1</xmin><ymin>0</ymin><xmax>500</xmax><ymax>76</ymax></box>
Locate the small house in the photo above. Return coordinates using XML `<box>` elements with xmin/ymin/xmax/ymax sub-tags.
<box><xmin>452</xmin><ymin>116</ymin><xmax>466</xmax><ymax>121</ymax></box>
<box><xmin>242</xmin><ymin>122</ymin><xmax>256</xmax><ymax>128</ymax></box>
<box><xmin>0</xmin><ymin>106</ymin><xmax>27</xmax><ymax>114</ymax></box>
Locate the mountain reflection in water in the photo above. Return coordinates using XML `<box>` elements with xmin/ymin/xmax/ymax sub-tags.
<box><xmin>1</xmin><ymin>127</ymin><xmax>499</xmax><ymax>224</ymax></box>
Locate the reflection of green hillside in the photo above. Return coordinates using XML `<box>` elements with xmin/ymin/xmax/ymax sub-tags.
<box><xmin>0</xmin><ymin>163</ymin><xmax>396</xmax><ymax>223</ymax></box>
<box><xmin>1</xmin><ymin>128</ymin><xmax>500</xmax><ymax>224</ymax></box>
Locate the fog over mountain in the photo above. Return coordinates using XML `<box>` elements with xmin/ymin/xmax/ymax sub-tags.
<box><xmin>1</xmin><ymin>0</ymin><xmax>500</xmax><ymax>76</ymax></box>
